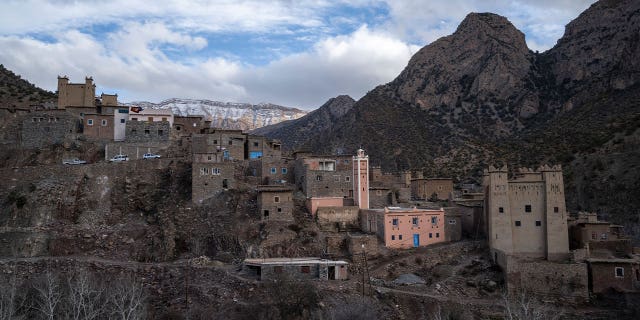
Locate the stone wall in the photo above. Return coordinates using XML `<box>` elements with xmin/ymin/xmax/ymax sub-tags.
<box><xmin>505</xmin><ymin>257</ymin><xmax>589</xmax><ymax>304</ymax></box>
<box><xmin>370</xmin><ymin>188</ymin><xmax>393</xmax><ymax>208</ymax></box>
<box><xmin>104</xmin><ymin>142</ymin><xmax>170</xmax><ymax>160</ymax></box>
<box><xmin>316</xmin><ymin>206</ymin><xmax>359</xmax><ymax>232</ymax></box>
<box><xmin>125</xmin><ymin>120</ymin><xmax>170</xmax><ymax>143</ymax></box>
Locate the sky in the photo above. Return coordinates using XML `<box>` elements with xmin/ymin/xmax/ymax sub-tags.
<box><xmin>0</xmin><ymin>0</ymin><xmax>595</xmax><ymax>110</ymax></box>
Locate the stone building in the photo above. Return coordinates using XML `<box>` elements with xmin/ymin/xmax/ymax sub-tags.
<box><xmin>588</xmin><ymin>258</ymin><xmax>640</xmax><ymax>293</ymax></box>
<box><xmin>369</xmin><ymin>187</ymin><xmax>395</xmax><ymax>208</ymax></box>
<box><xmin>294</xmin><ymin>154</ymin><xmax>353</xmax><ymax>198</ymax></box>
<box><xmin>411</xmin><ymin>177</ymin><xmax>453</xmax><ymax>200</ymax></box>
<box><xmin>20</xmin><ymin>111</ymin><xmax>79</xmax><ymax>149</ymax></box>
<box><xmin>569</xmin><ymin>212</ymin><xmax>626</xmax><ymax>250</ymax></box>
<box><xmin>483</xmin><ymin>165</ymin><xmax>570</xmax><ymax>267</ymax></box>
<box><xmin>83</xmin><ymin>113</ymin><xmax>114</xmax><ymax>140</ymax></box>
<box><xmin>173</xmin><ymin>115</ymin><xmax>207</xmax><ymax>138</ymax></box>
<box><xmin>192</xmin><ymin>129</ymin><xmax>246</xmax><ymax>162</ymax></box>
<box><xmin>257</xmin><ymin>185</ymin><xmax>294</xmax><ymax>221</ymax></box>
<box><xmin>192</xmin><ymin>161</ymin><xmax>236</xmax><ymax>204</ymax></box>
<box><xmin>125</xmin><ymin>120</ymin><xmax>170</xmax><ymax>143</ymax></box>
<box><xmin>370</xmin><ymin>166</ymin><xmax>411</xmax><ymax>188</ymax></box>
<box><xmin>57</xmin><ymin>76</ymin><xmax>95</xmax><ymax>109</ymax></box>
<box><xmin>243</xmin><ymin>258</ymin><xmax>348</xmax><ymax>281</ymax></box>
<box><xmin>360</xmin><ymin>207</ymin><xmax>446</xmax><ymax>249</ymax></box>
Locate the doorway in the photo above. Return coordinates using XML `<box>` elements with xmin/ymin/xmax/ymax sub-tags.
<box><xmin>328</xmin><ymin>266</ymin><xmax>336</xmax><ymax>280</ymax></box>
<box><xmin>413</xmin><ymin>234</ymin><xmax>420</xmax><ymax>247</ymax></box>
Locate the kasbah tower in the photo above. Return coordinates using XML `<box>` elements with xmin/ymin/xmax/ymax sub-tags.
<box><xmin>353</xmin><ymin>148</ymin><xmax>369</xmax><ymax>209</ymax></box>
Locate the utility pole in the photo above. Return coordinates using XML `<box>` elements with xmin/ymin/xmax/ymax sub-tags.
<box><xmin>361</xmin><ymin>244</ymin><xmax>365</xmax><ymax>298</ymax></box>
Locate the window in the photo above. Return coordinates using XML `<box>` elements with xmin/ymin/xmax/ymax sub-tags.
<box><xmin>535</xmin><ymin>221</ymin><xmax>541</xmax><ymax>227</ymax></box>
<box><xmin>253</xmin><ymin>142</ymin><xmax>259</xmax><ymax>147</ymax></box>
<box><xmin>277</xmin><ymin>207</ymin><xmax>282</xmax><ymax>212</ymax></box>
<box><xmin>436</xmin><ymin>233</ymin><xmax>440</xmax><ymax>238</ymax></box>
<box><xmin>87</xmin><ymin>119</ymin><xmax>94</xmax><ymax>126</ymax></box>
<box><xmin>176</xmin><ymin>126</ymin><xmax>181</xmax><ymax>131</ymax></box>
<box><xmin>131</xmin><ymin>117</ymin><xmax>138</xmax><ymax>121</ymax></box>
<box><xmin>499</xmin><ymin>207</ymin><xmax>504</xmax><ymax>213</ymax></box>
<box><xmin>271</xmin><ymin>167</ymin><xmax>277</xmax><ymax>174</ymax></box>
<box><xmin>274</xmin><ymin>196</ymin><xmax>280</xmax><ymax>203</ymax></box>
<box><xmin>449</xmin><ymin>219</ymin><xmax>456</xmax><ymax>225</ymax></box>
<box><xmin>615</xmin><ymin>267</ymin><xmax>624</xmax><ymax>278</ymax></box>
<box><xmin>316</xmin><ymin>175</ymin><xmax>322</xmax><ymax>181</ymax></box>
<box><xmin>318</xmin><ymin>161</ymin><xmax>335</xmax><ymax>171</ymax></box>
<box><xmin>222</xmin><ymin>179</ymin><xmax>228</xmax><ymax>188</ymax></box>
<box><xmin>213</xmin><ymin>140</ymin><xmax>217</xmax><ymax>144</ymax></box>
<box><xmin>101</xmin><ymin>119</ymin><xmax>107</xmax><ymax>126</ymax></box>
<box><xmin>429</xmin><ymin>233</ymin><xmax>433</xmax><ymax>238</ymax></box>
<box><xmin>228</xmin><ymin>140</ymin><xmax>232</xmax><ymax>145</ymax></box>
<box><xmin>281</xmin><ymin>168</ymin><xmax>287</xmax><ymax>174</ymax></box>
<box><xmin>345</xmin><ymin>176</ymin><xmax>350</xmax><ymax>182</ymax></box>
<box><xmin>601</xmin><ymin>233</ymin><xmax>608</xmax><ymax>240</ymax></box>
<box><xmin>131</xmin><ymin>129</ymin><xmax>137</xmax><ymax>134</ymax></box>
<box><xmin>392</xmin><ymin>218</ymin><xmax>398</xmax><ymax>226</ymax></box>
<box><xmin>399</xmin><ymin>235</ymin><xmax>403</xmax><ymax>240</ymax></box>
<box><xmin>525</xmin><ymin>205</ymin><xmax>532</xmax><ymax>213</ymax></box>
<box><xmin>554</xmin><ymin>206</ymin><xmax>559</xmax><ymax>213</ymax></box>
<box><xmin>515</xmin><ymin>221</ymin><xmax>522</xmax><ymax>227</ymax></box>
<box><xmin>200</xmin><ymin>167</ymin><xmax>208</xmax><ymax>175</ymax></box>
<box><xmin>391</xmin><ymin>235</ymin><xmax>395</xmax><ymax>240</ymax></box>
<box><xmin>144</xmin><ymin>129</ymin><xmax>150</xmax><ymax>134</ymax></box>
<box><xmin>431</xmin><ymin>217</ymin><xmax>438</xmax><ymax>224</ymax></box>
<box><xmin>120</xmin><ymin>119</ymin><xmax>125</xmax><ymax>123</ymax></box>
<box><xmin>158</xmin><ymin>130</ymin><xmax>163</xmax><ymax>135</ymax></box>
<box><xmin>300</xmin><ymin>266</ymin><xmax>310</xmax><ymax>273</ymax></box>
<box><xmin>274</xmin><ymin>266</ymin><xmax>283</xmax><ymax>273</ymax></box>
<box><xmin>212</xmin><ymin>168</ymin><xmax>221</xmax><ymax>175</ymax></box>
<box><xmin>412</xmin><ymin>217</ymin><xmax>419</xmax><ymax>226</ymax></box>
<box><xmin>207</xmin><ymin>156</ymin><xmax>212</xmax><ymax>161</ymax></box>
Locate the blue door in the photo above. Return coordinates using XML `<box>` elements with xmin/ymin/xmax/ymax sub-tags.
<box><xmin>413</xmin><ymin>234</ymin><xmax>420</xmax><ymax>247</ymax></box>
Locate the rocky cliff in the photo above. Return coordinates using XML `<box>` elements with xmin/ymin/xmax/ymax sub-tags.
<box><xmin>129</xmin><ymin>98</ymin><xmax>307</xmax><ymax>131</ymax></box>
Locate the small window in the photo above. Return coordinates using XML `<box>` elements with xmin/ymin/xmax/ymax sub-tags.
<box><xmin>554</xmin><ymin>207</ymin><xmax>559</xmax><ymax>213</ymax></box>
<box><xmin>412</xmin><ymin>217</ymin><xmax>419</xmax><ymax>226</ymax></box>
<box><xmin>207</xmin><ymin>156</ymin><xmax>212</xmax><ymax>161</ymax></box>
<box><xmin>87</xmin><ymin>119</ymin><xmax>93</xmax><ymax>126</ymax></box>
<box><xmin>120</xmin><ymin>119</ymin><xmax>125</xmax><ymax>123</ymax></box>
<box><xmin>222</xmin><ymin>179</ymin><xmax>228</xmax><ymax>188</ymax></box>
<box><xmin>345</xmin><ymin>176</ymin><xmax>350</xmax><ymax>182</ymax></box>
<box><xmin>131</xmin><ymin>117</ymin><xmax>138</xmax><ymax>121</ymax></box>
<box><xmin>213</xmin><ymin>140</ymin><xmax>217</xmax><ymax>144</ymax></box>
<box><xmin>515</xmin><ymin>221</ymin><xmax>522</xmax><ymax>227</ymax></box>
<box><xmin>535</xmin><ymin>221</ymin><xmax>541</xmax><ymax>227</ymax></box>
<box><xmin>281</xmin><ymin>168</ymin><xmax>287</xmax><ymax>174</ymax></box>
<box><xmin>316</xmin><ymin>175</ymin><xmax>322</xmax><ymax>181</ymax></box>
<box><xmin>449</xmin><ymin>219</ymin><xmax>456</xmax><ymax>224</ymax></box>
<box><xmin>228</xmin><ymin>140</ymin><xmax>232</xmax><ymax>145</ymax></box>
<box><xmin>391</xmin><ymin>235</ymin><xmax>395</xmax><ymax>240</ymax></box>
<box><xmin>212</xmin><ymin>168</ymin><xmax>221</xmax><ymax>175</ymax></box>
<box><xmin>591</xmin><ymin>232</ymin><xmax>597</xmax><ymax>240</ymax></box>
<box><xmin>274</xmin><ymin>196</ymin><xmax>280</xmax><ymax>203</ymax></box>
<box><xmin>615</xmin><ymin>267</ymin><xmax>624</xmax><ymax>278</ymax></box>
<box><xmin>277</xmin><ymin>207</ymin><xmax>282</xmax><ymax>212</ymax></box>
<box><xmin>274</xmin><ymin>266</ymin><xmax>283</xmax><ymax>274</ymax></box>
<box><xmin>601</xmin><ymin>233</ymin><xmax>608</xmax><ymax>240</ymax></box>
<box><xmin>200</xmin><ymin>168</ymin><xmax>208</xmax><ymax>175</ymax></box>
<box><xmin>429</xmin><ymin>233</ymin><xmax>433</xmax><ymax>238</ymax></box>
<box><xmin>176</xmin><ymin>126</ymin><xmax>181</xmax><ymax>130</ymax></box>
<box><xmin>300</xmin><ymin>266</ymin><xmax>310</xmax><ymax>273</ymax></box>
<box><xmin>436</xmin><ymin>233</ymin><xmax>440</xmax><ymax>238</ymax></box>
<box><xmin>101</xmin><ymin>119</ymin><xmax>107</xmax><ymax>126</ymax></box>
<box><xmin>399</xmin><ymin>235</ymin><xmax>403</xmax><ymax>240</ymax></box>
<box><xmin>271</xmin><ymin>167</ymin><xmax>276</xmax><ymax>174</ymax></box>
<box><xmin>144</xmin><ymin>129</ymin><xmax>150</xmax><ymax>134</ymax></box>
<box><xmin>431</xmin><ymin>217</ymin><xmax>437</xmax><ymax>224</ymax></box>
<box><xmin>392</xmin><ymin>218</ymin><xmax>398</xmax><ymax>226</ymax></box>
<box><xmin>158</xmin><ymin>130</ymin><xmax>163</xmax><ymax>135</ymax></box>
<box><xmin>499</xmin><ymin>207</ymin><xmax>504</xmax><ymax>213</ymax></box>
<box><xmin>253</xmin><ymin>142</ymin><xmax>259</xmax><ymax>147</ymax></box>
<box><xmin>525</xmin><ymin>205</ymin><xmax>532</xmax><ymax>213</ymax></box>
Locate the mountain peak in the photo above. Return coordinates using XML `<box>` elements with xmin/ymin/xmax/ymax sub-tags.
<box><xmin>454</xmin><ymin>12</ymin><xmax>528</xmax><ymax>53</ymax></box>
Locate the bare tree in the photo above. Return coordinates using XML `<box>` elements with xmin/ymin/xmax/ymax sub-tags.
<box><xmin>32</xmin><ymin>271</ymin><xmax>63</xmax><ymax>320</ymax></box>
<box><xmin>502</xmin><ymin>288</ymin><xmax>563</xmax><ymax>320</ymax></box>
<box><xmin>0</xmin><ymin>272</ymin><xmax>25</xmax><ymax>320</ymax></box>
<box><xmin>107</xmin><ymin>275</ymin><xmax>147</xmax><ymax>320</ymax></box>
<box><xmin>65</xmin><ymin>269</ymin><xmax>105</xmax><ymax>320</ymax></box>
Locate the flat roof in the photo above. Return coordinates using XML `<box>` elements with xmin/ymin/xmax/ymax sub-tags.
<box><xmin>244</xmin><ymin>257</ymin><xmax>348</xmax><ymax>266</ymax></box>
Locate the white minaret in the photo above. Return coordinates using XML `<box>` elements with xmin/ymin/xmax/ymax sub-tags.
<box><xmin>352</xmin><ymin>148</ymin><xmax>369</xmax><ymax>209</ymax></box>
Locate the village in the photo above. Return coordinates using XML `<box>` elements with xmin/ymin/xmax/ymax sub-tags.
<box><xmin>2</xmin><ymin>75</ymin><xmax>640</xmax><ymax>316</ymax></box>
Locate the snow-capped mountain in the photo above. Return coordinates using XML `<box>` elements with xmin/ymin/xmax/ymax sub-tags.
<box><xmin>127</xmin><ymin>98</ymin><xmax>308</xmax><ymax>131</ymax></box>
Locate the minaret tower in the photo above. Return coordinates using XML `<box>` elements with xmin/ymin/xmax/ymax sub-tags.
<box><xmin>353</xmin><ymin>148</ymin><xmax>369</xmax><ymax>209</ymax></box>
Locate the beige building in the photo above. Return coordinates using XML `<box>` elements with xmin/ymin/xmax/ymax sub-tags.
<box><xmin>257</xmin><ymin>185</ymin><xmax>294</xmax><ymax>221</ymax></box>
<box><xmin>57</xmin><ymin>76</ymin><xmax>95</xmax><ymax>109</ymax></box>
<box><xmin>483</xmin><ymin>165</ymin><xmax>570</xmax><ymax>267</ymax></box>
<box><xmin>411</xmin><ymin>178</ymin><xmax>453</xmax><ymax>200</ymax></box>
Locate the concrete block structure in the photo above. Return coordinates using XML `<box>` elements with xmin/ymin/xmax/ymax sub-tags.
<box><xmin>360</xmin><ymin>207</ymin><xmax>446</xmax><ymax>249</ymax></box>
<box><xmin>411</xmin><ymin>177</ymin><xmax>453</xmax><ymax>200</ymax></box>
<box><xmin>257</xmin><ymin>185</ymin><xmax>294</xmax><ymax>221</ymax></box>
<box><xmin>483</xmin><ymin>165</ymin><xmax>570</xmax><ymax>267</ymax></box>
<box><xmin>243</xmin><ymin>258</ymin><xmax>348</xmax><ymax>281</ymax></box>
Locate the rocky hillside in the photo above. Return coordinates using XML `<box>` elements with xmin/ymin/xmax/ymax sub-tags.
<box><xmin>262</xmin><ymin>0</ymin><xmax>640</xmax><ymax>236</ymax></box>
<box><xmin>0</xmin><ymin>64</ymin><xmax>56</xmax><ymax>108</ymax></box>
<box><xmin>251</xmin><ymin>95</ymin><xmax>355</xmax><ymax>150</ymax></box>
<box><xmin>129</xmin><ymin>98</ymin><xmax>307</xmax><ymax>131</ymax></box>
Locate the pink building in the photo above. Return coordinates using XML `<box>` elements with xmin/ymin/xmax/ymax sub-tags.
<box><xmin>360</xmin><ymin>207</ymin><xmax>446</xmax><ymax>249</ymax></box>
<box><xmin>306</xmin><ymin>197</ymin><xmax>345</xmax><ymax>216</ymax></box>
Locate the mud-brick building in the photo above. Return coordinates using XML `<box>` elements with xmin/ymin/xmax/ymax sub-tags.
<box><xmin>316</xmin><ymin>206</ymin><xmax>359</xmax><ymax>232</ymax></box>
<box><xmin>483</xmin><ymin>165</ymin><xmax>570</xmax><ymax>267</ymax></box>
<box><xmin>83</xmin><ymin>113</ymin><xmax>114</xmax><ymax>140</ymax></box>
<box><xmin>193</xmin><ymin>129</ymin><xmax>247</xmax><ymax>161</ymax></box>
<box><xmin>411</xmin><ymin>177</ymin><xmax>453</xmax><ymax>201</ymax></box>
<box><xmin>569</xmin><ymin>212</ymin><xmax>627</xmax><ymax>250</ymax></box>
<box><xmin>360</xmin><ymin>207</ymin><xmax>446</xmax><ymax>249</ymax></box>
<box><xmin>243</xmin><ymin>258</ymin><xmax>348</xmax><ymax>281</ymax></box>
<box><xmin>588</xmin><ymin>258</ymin><xmax>640</xmax><ymax>293</ymax></box>
<box><xmin>294</xmin><ymin>153</ymin><xmax>353</xmax><ymax>198</ymax></box>
<box><xmin>257</xmin><ymin>185</ymin><xmax>294</xmax><ymax>221</ymax></box>
<box><xmin>173</xmin><ymin>115</ymin><xmax>208</xmax><ymax>138</ymax></box>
